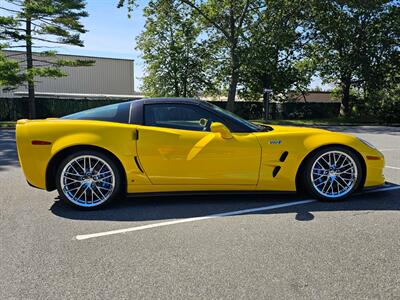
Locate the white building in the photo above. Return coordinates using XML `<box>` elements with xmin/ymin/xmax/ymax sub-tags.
<box><xmin>1</xmin><ymin>50</ymin><xmax>137</xmax><ymax>99</ymax></box>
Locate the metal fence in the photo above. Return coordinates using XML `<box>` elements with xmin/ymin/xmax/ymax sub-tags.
<box><xmin>0</xmin><ymin>98</ymin><xmax>341</xmax><ymax>121</ymax></box>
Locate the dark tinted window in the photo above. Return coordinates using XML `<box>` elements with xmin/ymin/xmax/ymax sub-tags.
<box><xmin>61</xmin><ymin>102</ymin><xmax>131</xmax><ymax>124</ymax></box>
<box><xmin>144</xmin><ymin>103</ymin><xmax>224</xmax><ymax>131</ymax></box>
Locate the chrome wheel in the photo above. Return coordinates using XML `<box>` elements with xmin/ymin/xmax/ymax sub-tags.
<box><xmin>311</xmin><ymin>151</ymin><xmax>358</xmax><ymax>199</ymax></box>
<box><xmin>60</xmin><ymin>155</ymin><xmax>115</xmax><ymax>207</ymax></box>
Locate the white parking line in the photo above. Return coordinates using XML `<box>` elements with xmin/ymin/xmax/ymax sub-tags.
<box><xmin>76</xmin><ymin>185</ymin><xmax>400</xmax><ymax>241</ymax></box>
<box><xmin>76</xmin><ymin>200</ymin><xmax>315</xmax><ymax>240</ymax></box>
<box><xmin>386</xmin><ymin>166</ymin><xmax>400</xmax><ymax>170</ymax></box>
<box><xmin>379</xmin><ymin>149</ymin><xmax>400</xmax><ymax>151</ymax></box>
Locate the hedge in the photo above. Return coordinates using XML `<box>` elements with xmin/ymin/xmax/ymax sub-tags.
<box><xmin>0</xmin><ymin>97</ymin><xmax>340</xmax><ymax>121</ymax></box>
<box><xmin>270</xmin><ymin>102</ymin><xmax>341</xmax><ymax>119</ymax></box>
<box><xmin>0</xmin><ymin>98</ymin><xmax>131</xmax><ymax>121</ymax></box>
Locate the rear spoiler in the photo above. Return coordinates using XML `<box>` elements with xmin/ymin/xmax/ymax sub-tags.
<box><xmin>17</xmin><ymin>119</ymin><xmax>28</xmax><ymax>125</ymax></box>
<box><xmin>17</xmin><ymin>118</ymin><xmax>58</xmax><ymax>125</ymax></box>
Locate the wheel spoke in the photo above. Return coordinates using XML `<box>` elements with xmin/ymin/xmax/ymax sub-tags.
<box><xmin>336</xmin><ymin>179</ymin><xmax>346</xmax><ymax>190</ymax></box>
<box><xmin>98</xmin><ymin>174</ymin><xmax>112</xmax><ymax>180</ymax></box>
<box><xmin>75</xmin><ymin>160</ymin><xmax>85</xmax><ymax>173</ymax></box>
<box><xmin>337</xmin><ymin>176</ymin><xmax>351</xmax><ymax>188</ymax></box>
<box><xmin>90</xmin><ymin>158</ymin><xmax>100</xmax><ymax>173</ymax></box>
<box><xmin>64</xmin><ymin>180</ymin><xmax>81</xmax><ymax>186</ymax></box>
<box><xmin>69</xmin><ymin>164</ymin><xmax>82</xmax><ymax>175</ymax></box>
<box><xmin>97</xmin><ymin>170</ymin><xmax>112</xmax><ymax>176</ymax></box>
<box><xmin>95</xmin><ymin>179</ymin><xmax>114</xmax><ymax>186</ymax></box>
<box><xmin>313</xmin><ymin>174</ymin><xmax>326</xmax><ymax>182</ymax></box>
<box><xmin>321</xmin><ymin>178</ymin><xmax>330</xmax><ymax>192</ymax></box>
<box><xmin>76</xmin><ymin>185</ymin><xmax>89</xmax><ymax>202</ymax></box>
<box><xmin>338</xmin><ymin>162</ymin><xmax>352</xmax><ymax>170</ymax></box>
<box><xmin>94</xmin><ymin>184</ymin><xmax>106</xmax><ymax>198</ymax></box>
<box><xmin>91</xmin><ymin>186</ymin><xmax>101</xmax><ymax>202</ymax></box>
<box><xmin>321</xmin><ymin>156</ymin><xmax>330</xmax><ymax>168</ymax></box>
<box><xmin>315</xmin><ymin>180</ymin><xmax>326</xmax><ymax>187</ymax></box>
<box><xmin>64</xmin><ymin>172</ymin><xmax>81</xmax><ymax>179</ymax></box>
<box><xmin>338</xmin><ymin>170</ymin><xmax>354</xmax><ymax>175</ymax></box>
<box><xmin>72</xmin><ymin>184</ymin><xmax>84</xmax><ymax>199</ymax></box>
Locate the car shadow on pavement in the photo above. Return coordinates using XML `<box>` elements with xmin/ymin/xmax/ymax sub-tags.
<box><xmin>50</xmin><ymin>186</ymin><xmax>400</xmax><ymax>223</ymax></box>
<box><xmin>0</xmin><ymin>130</ymin><xmax>20</xmax><ymax>171</ymax></box>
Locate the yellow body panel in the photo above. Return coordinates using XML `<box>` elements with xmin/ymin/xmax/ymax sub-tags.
<box><xmin>16</xmin><ymin>119</ymin><xmax>385</xmax><ymax>194</ymax></box>
<box><xmin>136</xmin><ymin>125</ymin><xmax>260</xmax><ymax>186</ymax></box>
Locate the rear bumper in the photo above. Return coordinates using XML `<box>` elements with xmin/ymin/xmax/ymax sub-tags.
<box><xmin>16</xmin><ymin>122</ymin><xmax>49</xmax><ymax>190</ymax></box>
<box><xmin>26</xmin><ymin>179</ymin><xmax>43</xmax><ymax>190</ymax></box>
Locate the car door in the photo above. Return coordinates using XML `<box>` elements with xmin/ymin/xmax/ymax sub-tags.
<box><xmin>136</xmin><ymin>103</ymin><xmax>261</xmax><ymax>186</ymax></box>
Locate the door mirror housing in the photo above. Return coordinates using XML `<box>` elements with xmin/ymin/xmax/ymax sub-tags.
<box><xmin>210</xmin><ymin>122</ymin><xmax>233</xmax><ymax>139</ymax></box>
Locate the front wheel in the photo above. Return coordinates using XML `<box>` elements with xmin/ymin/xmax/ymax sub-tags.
<box><xmin>56</xmin><ymin>150</ymin><xmax>122</xmax><ymax>209</ymax></box>
<box><xmin>302</xmin><ymin>146</ymin><xmax>363</xmax><ymax>201</ymax></box>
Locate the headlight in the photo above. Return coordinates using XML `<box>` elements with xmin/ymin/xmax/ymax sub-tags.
<box><xmin>358</xmin><ymin>138</ymin><xmax>377</xmax><ymax>150</ymax></box>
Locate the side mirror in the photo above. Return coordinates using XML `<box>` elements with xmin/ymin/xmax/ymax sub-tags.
<box><xmin>210</xmin><ymin>122</ymin><xmax>233</xmax><ymax>139</ymax></box>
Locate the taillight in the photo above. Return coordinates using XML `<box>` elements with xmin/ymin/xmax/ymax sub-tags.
<box><xmin>31</xmin><ymin>140</ymin><xmax>52</xmax><ymax>145</ymax></box>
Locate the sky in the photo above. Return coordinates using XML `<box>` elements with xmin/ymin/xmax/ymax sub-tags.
<box><xmin>2</xmin><ymin>0</ymin><xmax>328</xmax><ymax>92</ymax></box>
<box><xmin>51</xmin><ymin>0</ymin><xmax>148</xmax><ymax>91</ymax></box>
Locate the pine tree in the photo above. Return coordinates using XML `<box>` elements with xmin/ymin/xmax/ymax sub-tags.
<box><xmin>0</xmin><ymin>0</ymin><xmax>92</xmax><ymax>118</ymax></box>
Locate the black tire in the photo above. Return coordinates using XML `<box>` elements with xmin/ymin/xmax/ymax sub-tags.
<box><xmin>56</xmin><ymin>150</ymin><xmax>122</xmax><ymax>210</ymax></box>
<box><xmin>301</xmin><ymin>146</ymin><xmax>363</xmax><ymax>201</ymax></box>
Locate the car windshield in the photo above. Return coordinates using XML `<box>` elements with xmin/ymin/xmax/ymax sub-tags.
<box><xmin>205</xmin><ymin>102</ymin><xmax>269</xmax><ymax>132</ymax></box>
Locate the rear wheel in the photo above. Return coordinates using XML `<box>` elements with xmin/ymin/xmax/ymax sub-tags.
<box><xmin>302</xmin><ymin>146</ymin><xmax>363</xmax><ymax>201</ymax></box>
<box><xmin>56</xmin><ymin>150</ymin><xmax>122</xmax><ymax>209</ymax></box>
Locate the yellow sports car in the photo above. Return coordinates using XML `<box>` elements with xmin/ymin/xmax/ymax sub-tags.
<box><xmin>16</xmin><ymin>98</ymin><xmax>385</xmax><ymax>209</ymax></box>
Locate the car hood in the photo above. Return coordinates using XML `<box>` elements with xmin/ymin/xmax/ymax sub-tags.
<box><xmin>270</xmin><ymin>124</ymin><xmax>330</xmax><ymax>133</ymax></box>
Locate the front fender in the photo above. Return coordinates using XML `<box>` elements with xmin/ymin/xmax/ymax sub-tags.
<box><xmin>256</xmin><ymin>130</ymin><xmax>384</xmax><ymax>191</ymax></box>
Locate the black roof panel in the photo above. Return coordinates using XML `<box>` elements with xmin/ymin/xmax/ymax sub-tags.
<box><xmin>139</xmin><ymin>97</ymin><xmax>205</xmax><ymax>105</ymax></box>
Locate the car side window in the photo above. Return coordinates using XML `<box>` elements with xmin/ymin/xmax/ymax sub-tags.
<box><xmin>62</xmin><ymin>102</ymin><xmax>131</xmax><ymax>124</ymax></box>
<box><xmin>144</xmin><ymin>103</ymin><xmax>223</xmax><ymax>131</ymax></box>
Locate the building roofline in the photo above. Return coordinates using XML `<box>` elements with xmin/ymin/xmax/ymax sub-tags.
<box><xmin>14</xmin><ymin>92</ymin><xmax>142</xmax><ymax>99</ymax></box>
<box><xmin>289</xmin><ymin>90</ymin><xmax>333</xmax><ymax>94</ymax></box>
<box><xmin>3</xmin><ymin>49</ymin><xmax>135</xmax><ymax>62</ymax></box>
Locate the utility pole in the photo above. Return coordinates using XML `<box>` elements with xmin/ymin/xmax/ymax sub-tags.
<box><xmin>263</xmin><ymin>88</ymin><xmax>272</xmax><ymax>121</ymax></box>
<box><xmin>262</xmin><ymin>75</ymin><xmax>272</xmax><ymax>122</ymax></box>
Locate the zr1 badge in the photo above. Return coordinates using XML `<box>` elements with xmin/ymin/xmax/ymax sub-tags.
<box><xmin>269</xmin><ymin>140</ymin><xmax>282</xmax><ymax>145</ymax></box>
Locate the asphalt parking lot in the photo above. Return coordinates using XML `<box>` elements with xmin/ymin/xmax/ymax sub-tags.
<box><xmin>1</xmin><ymin>126</ymin><xmax>399</xmax><ymax>299</ymax></box>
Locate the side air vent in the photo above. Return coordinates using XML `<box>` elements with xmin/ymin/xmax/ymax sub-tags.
<box><xmin>134</xmin><ymin>156</ymin><xmax>144</xmax><ymax>173</ymax></box>
<box><xmin>272</xmin><ymin>166</ymin><xmax>281</xmax><ymax>178</ymax></box>
<box><xmin>280</xmin><ymin>151</ymin><xmax>289</xmax><ymax>162</ymax></box>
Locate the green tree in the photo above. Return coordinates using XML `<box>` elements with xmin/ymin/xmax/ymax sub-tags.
<box><xmin>0</xmin><ymin>0</ymin><xmax>92</xmax><ymax>118</ymax></box>
<box><xmin>308</xmin><ymin>0</ymin><xmax>399</xmax><ymax>116</ymax></box>
<box><xmin>182</xmin><ymin>0</ymin><xmax>265</xmax><ymax>111</ymax></box>
<box><xmin>136</xmin><ymin>0</ymin><xmax>215</xmax><ymax>97</ymax></box>
<box><xmin>0</xmin><ymin>44</ymin><xmax>23</xmax><ymax>87</ymax></box>
<box><xmin>119</xmin><ymin>0</ymin><xmax>265</xmax><ymax>111</ymax></box>
<box><xmin>239</xmin><ymin>0</ymin><xmax>311</xmax><ymax>100</ymax></box>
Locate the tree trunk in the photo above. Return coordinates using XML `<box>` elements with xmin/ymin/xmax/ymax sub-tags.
<box><xmin>226</xmin><ymin>41</ymin><xmax>239</xmax><ymax>112</ymax></box>
<box><xmin>340</xmin><ymin>79</ymin><xmax>351</xmax><ymax>117</ymax></box>
<box><xmin>226</xmin><ymin>5</ymin><xmax>238</xmax><ymax>113</ymax></box>
<box><xmin>25</xmin><ymin>4</ymin><xmax>36</xmax><ymax>119</ymax></box>
<box><xmin>226</xmin><ymin>68</ymin><xmax>239</xmax><ymax>112</ymax></box>
<box><xmin>263</xmin><ymin>90</ymin><xmax>270</xmax><ymax>121</ymax></box>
